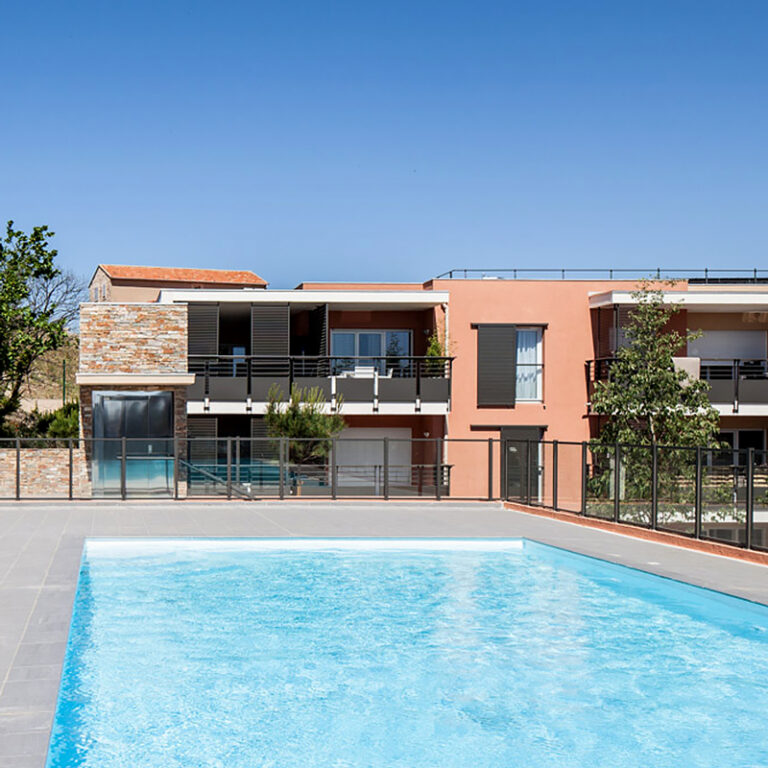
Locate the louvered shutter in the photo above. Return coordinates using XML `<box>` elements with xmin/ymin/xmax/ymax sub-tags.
<box><xmin>251</xmin><ymin>304</ymin><xmax>290</xmax><ymax>355</ymax></box>
<box><xmin>188</xmin><ymin>416</ymin><xmax>217</xmax><ymax>462</ymax></box>
<box><xmin>187</xmin><ymin>304</ymin><xmax>219</xmax><ymax>356</ymax></box>
<box><xmin>477</xmin><ymin>325</ymin><xmax>517</xmax><ymax>407</ymax></box>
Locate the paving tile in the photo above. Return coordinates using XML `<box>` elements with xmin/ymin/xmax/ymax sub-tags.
<box><xmin>0</xmin><ymin>680</ymin><xmax>62</xmax><ymax>711</ymax></box>
<box><xmin>6</xmin><ymin>664</ymin><xmax>63</xmax><ymax>683</ymax></box>
<box><xmin>0</xmin><ymin>710</ymin><xmax>53</xmax><ymax>735</ymax></box>
<box><xmin>11</xmin><ymin>643</ymin><xmax>67</xmax><ymax>668</ymax></box>
<box><xmin>0</xmin><ymin>730</ymin><xmax>51</xmax><ymax>757</ymax></box>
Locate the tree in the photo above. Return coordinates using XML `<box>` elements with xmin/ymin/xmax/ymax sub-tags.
<box><xmin>0</xmin><ymin>222</ymin><xmax>84</xmax><ymax>430</ymax></box>
<box><xmin>264</xmin><ymin>384</ymin><xmax>346</xmax><ymax>464</ymax></box>
<box><xmin>591</xmin><ymin>280</ymin><xmax>719</xmax><ymax>447</ymax></box>
<box><xmin>589</xmin><ymin>281</ymin><xmax>721</xmax><ymax>524</ymax></box>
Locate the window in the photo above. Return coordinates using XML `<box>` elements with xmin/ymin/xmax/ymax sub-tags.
<box><xmin>516</xmin><ymin>328</ymin><xmax>543</xmax><ymax>401</ymax></box>
<box><xmin>331</xmin><ymin>330</ymin><xmax>412</xmax><ymax>374</ymax></box>
<box><xmin>476</xmin><ymin>324</ymin><xmax>544</xmax><ymax>406</ymax></box>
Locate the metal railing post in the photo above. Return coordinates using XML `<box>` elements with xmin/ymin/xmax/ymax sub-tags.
<box><xmin>383</xmin><ymin>438</ymin><xmax>389</xmax><ymax>499</ymax></box>
<box><xmin>120</xmin><ymin>437</ymin><xmax>127</xmax><ymax>500</ymax></box>
<box><xmin>288</xmin><ymin>358</ymin><xmax>294</xmax><ymax>394</ymax></box>
<box><xmin>526</xmin><ymin>440</ymin><xmax>533</xmax><ymax>505</ymax></box>
<box><xmin>68</xmin><ymin>439</ymin><xmax>74</xmax><ymax>500</ymax></box>
<box><xmin>746</xmin><ymin>447</ymin><xmax>755</xmax><ymax>550</ymax></box>
<box><xmin>552</xmin><ymin>440</ymin><xmax>559</xmax><ymax>511</ymax></box>
<box><xmin>279</xmin><ymin>438</ymin><xmax>285</xmax><ymax>499</ymax></box>
<box><xmin>235</xmin><ymin>437</ymin><xmax>240</xmax><ymax>486</ymax></box>
<box><xmin>331</xmin><ymin>438</ymin><xmax>337</xmax><ymax>500</ymax></box>
<box><xmin>226</xmin><ymin>438</ymin><xmax>232</xmax><ymax>499</ymax></box>
<box><xmin>173</xmin><ymin>436</ymin><xmax>179</xmax><ymax>500</ymax></box>
<box><xmin>435</xmin><ymin>438</ymin><xmax>443</xmax><ymax>500</ymax></box>
<box><xmin>487</xmin><ymin>438</ymin><xmax>494</xmax><ymax>500</ymax></box>
<box><xmin>651</xmin><ymin>443</ymin><xmax>658</xmax><ymax>529</ymax></box>
<box><xmin>613</xmin><ymin>442</ymin><xmax>620</xmax><ymax>522</ymax></box>
<box><xmin>581</xmin><ymin>442</ymin><xmax>588</xmax><ymax>515</ymax></box>
<box><xmin>695</xmin><ymin>447</ymin><xmax>703</xmax><ymax>539</ymax></box>
<box><xmin>15</xmin><ymin>438</ymin><xmax>21</xmax><ymax>500</ymax></box>
<box><xmin>734</xmin><ymin>359</ymin><xmax>740</xmax><ymax>413</ymax></box>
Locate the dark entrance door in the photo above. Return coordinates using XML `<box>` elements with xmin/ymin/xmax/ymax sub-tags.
<box><xmin>501</xmin><ymin>426</ymin><xmax>542</xmax><ymax>502</ymax></box>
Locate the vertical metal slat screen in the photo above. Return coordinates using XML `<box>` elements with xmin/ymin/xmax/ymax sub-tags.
<box><xmin>187</xmin><ymin>303</ymin><xmax>219</xmax><ymax>356</ymax></box>
<box><xmin>476</xmin><ymin>324</ymin><xmax>517</xmax><ymax>406</ymax></box>
<box><xmin>251</xmin><ymin>304</ymin><xmax>290</xmax><ymax>356</ymax></box>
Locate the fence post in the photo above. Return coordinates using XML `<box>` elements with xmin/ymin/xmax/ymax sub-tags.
<box><xmin>581</xmin><ymin>442</ymin><xmax>588</xmax><ymax>515</ymax></box>
<box><xmin>15</xmin><ymin>438</ymin><xmax>20</xmax><ymax>500</ymax></box>
<box><xmin>435</xmin><ymin>438</ymin><xmax>443</xmax><ymax>500</ymax></box>
<box><xmin>651</xmin><ymin>443</ymin><xmax>658</xmax><ymax>530</ymax></box>
<box><xmin>235</xmin><ymin>436</ymin><xmax>240</xmax><ymax>486</ymax></box>
<box><xmin>331</xmin><ymin>438</ymin><xmax>337</xmax><ymax>500</ymax></box>
<box><xmin>279</xmin><ymin>438</ymin><xmax>285</xmax><ymax>499</ymax></box>
<box><xmin>525</xmin><ymin>440</ymin><xmax>533</xmax><ymax>505</ymax></box>
<box><xmin>487</xmin><ymin>438</ymin><xmax>494</xmax><ymax>500</ymax></box>
<box><xmin>613</xmin><ymin>442</ymin><xmax>620</xmax><ymax>522</ymax></box>
<box><xmin>746</xmin><ymin>447</ymin><xmax>754</xmax><ymax>550</ymax></box>
<box><xmin>694</xmin><ymin>447</ymin><xmax>703</xmax><ymax>539</ymax></box>
<box><xmin>226</xmin><ymin>438</ymin><xmax>232</xmax><ymax>500</ymax></box>
<box><xmin>173</xmin><ymin>436</ymin><xmax>180</xmax><ymax>500</ymax></box>
<box><xmin>120</xmin><ymin>437</ymin><xmax>127</xmax><ymax>500</ymax></box>
<box><xmin>552</xmin><ymin>440</ymin><xmax>559</xmax><ymax>511</ymax></box>
<box><xmin>68</xmin><ymin>439</ymin><xmax>74</xmax><ymax>500</ymax></box>
<box><xmin>383</xmin><ymin>438</ymin><xmax>389</xmax><ymax>499</ymax></box>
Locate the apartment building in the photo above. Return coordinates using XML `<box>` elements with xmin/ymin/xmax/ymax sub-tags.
<box><xmin>76</xmin><ymin>266</ymin><xmax>768</xmax><ymax>501</ymax></box>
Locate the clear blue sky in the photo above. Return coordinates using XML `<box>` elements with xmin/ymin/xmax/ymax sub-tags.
<box><xmin>2</xmin><ymin>1</ymin><xmax>767</xmax><ymax>287</ymax></box>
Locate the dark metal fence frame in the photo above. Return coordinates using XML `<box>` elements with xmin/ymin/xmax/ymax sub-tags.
<box><xmin>2</xmin><ymin>436</ymin><xmax>767</xmax><ymax>553</ymax></box>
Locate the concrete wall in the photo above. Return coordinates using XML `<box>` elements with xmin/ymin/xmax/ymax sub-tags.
<box><xmin>79</xmin><ymin>303</ymin><xmax>188</xmax><ymax>374</ymax></box>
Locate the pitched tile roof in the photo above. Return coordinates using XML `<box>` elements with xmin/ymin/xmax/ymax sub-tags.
<box><xmin>98</xmin><ymin>264</ymin><xmax>267</xmax><ymax>286</ymax></box>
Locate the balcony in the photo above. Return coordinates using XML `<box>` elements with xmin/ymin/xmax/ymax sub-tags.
<box><xmin>587</xmin><ymin>357</ymin><xmax>768</xmax><ymax>413</ymax></box>
<box><xmin>187</xmin><ymin>355</ymin><xmax>453</xmax><ymax>412</ymax></box>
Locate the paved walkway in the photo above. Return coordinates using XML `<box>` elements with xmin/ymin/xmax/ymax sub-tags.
<box><xmin>1</xmin><ymin>499</ymin><xmax>768</xmax><ymax>767</ymax></box>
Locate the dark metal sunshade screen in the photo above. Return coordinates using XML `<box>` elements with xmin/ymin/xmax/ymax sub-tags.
<box><xmin>187</xmin><ymin>304</ymin><xmax>219</xmax><ymax>356</ymax></box>
<box><xmin>188</xmin><ymin>416</ymin><xmax>217</xmax><ymax>462</ymax></box>
<box><xmin>476</xmin><ymin>324</ymin><xmax>517</xmax><ymax>407</ymax></box>
<box><xmin>251</xmin><ymin>304</ymin><xmax>290</xmax><ymax>356</ymax></box>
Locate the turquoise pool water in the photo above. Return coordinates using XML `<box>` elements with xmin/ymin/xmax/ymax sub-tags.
<box><xmin>47</xmin><ymin>539</ymin><xmax>768</xmax><ymax>767</ymax></box>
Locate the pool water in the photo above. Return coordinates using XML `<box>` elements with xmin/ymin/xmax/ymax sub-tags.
<box><xmin>47</xmin><ymin>539</ymin><xmax>768</xmax><ymax>767</ymax></box>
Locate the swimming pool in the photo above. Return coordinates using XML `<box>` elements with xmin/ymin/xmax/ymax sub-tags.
<box><xmin>47</xmin><ymin>539</ymin><xmax>768</xmax><ymax>767</ymax></box>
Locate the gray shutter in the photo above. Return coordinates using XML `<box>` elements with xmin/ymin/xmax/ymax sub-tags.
<box><xmin>310</xmin><ymin>304</ymin><xmax>329</xmax><ymax>357</ymax></box>
<box><xmin>250</xmin><ymin>417</ymin><xmax>276</xmax><ymax>460</ymax></box>
<box><xmin>188</xmin><ymin>416</ymin><xmax>217</xmax><ymax>462</ymax></box>
<box><xmin>251</xmin><ymin>304</ymin><xmax>290</xmax><ymax>355</ymax></box>
<box><xmin>187</xmin><ymin>304</ymin><xmax>219</xmax><ymax>356</ymax></box>
<box><xmin>477</xmin><ymin>325</ymin><xmax>517</xmax><ymax>407</ymax></box>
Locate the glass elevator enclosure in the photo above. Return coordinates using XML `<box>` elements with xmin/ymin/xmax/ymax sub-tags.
<box><xmin>92</xmin><ymin>391</ymin><xmax>174</xmax><ymax>496</ymax></box>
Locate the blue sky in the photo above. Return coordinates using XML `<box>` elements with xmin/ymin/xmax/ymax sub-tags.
<box><xmin>2</xmin><ymin>1</ymin><xmax>767</xmax><ymax>287</ymax></box>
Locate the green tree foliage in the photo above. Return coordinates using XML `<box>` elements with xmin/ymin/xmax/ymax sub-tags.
<box><xmin>264</xmin><ymin>384</ymin><xmax>345</xmax><ymax>464</ymax></box>
<box><xmin>3</xmin><ymin>401</ymin><xmax>79</xmax><ymax>439</ymax></box>
<box><xmin>0</xmin><ymin>222</ymin><xmax>69</xmax><ymax>428</ymax></box>
<box><xmin>591</xmin><ymin>280</ymin><xmax>719</xmax><ymax>447</ymax></box>
<box><xmin>589</xmin><ymin>281</ymin><xmax>722</xmax><ymax>523</ymax></box>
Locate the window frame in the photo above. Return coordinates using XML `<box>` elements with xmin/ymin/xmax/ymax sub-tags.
<box><xmin>515</xmin><ymin>326</ymin><xmax>544</xmax><ymax>403</ymax></box>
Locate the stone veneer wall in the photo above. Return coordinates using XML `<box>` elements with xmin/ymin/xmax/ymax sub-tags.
<box><xmin>0</xmin><ymin>447</ymin><xmax>91</xmax><ymax>498</ymax></box>
<box><xmin>79</xmin><ymin>303</ymin><xmax>188</xmax><ymax>374</ymax></box>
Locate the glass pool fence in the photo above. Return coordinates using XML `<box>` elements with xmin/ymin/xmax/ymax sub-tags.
<box><xmin>1</xmin><ymin>436</ymin><xmax>766</xmax><ymax>553</ymax></box>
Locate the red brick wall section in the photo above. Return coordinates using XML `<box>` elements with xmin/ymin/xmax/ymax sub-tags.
<box><xmin>0</xmin><ymin>448</ymin><xmax>91</xmax><ymax>498</ymax></box>
<box><xmin>79</xmin><ymin>303</ymin><xmax>188</xmax><ymax>374</ymax></box>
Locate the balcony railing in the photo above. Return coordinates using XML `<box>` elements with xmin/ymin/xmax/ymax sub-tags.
<box><xmin>187</xmin><ymin>355</ymin><xmax>453</xmax><ymax>406</ymax></box>
<box><xmin>587</xmin><ymin>357</ymin><xmax>768</xmax><ymax>412</ymax></box>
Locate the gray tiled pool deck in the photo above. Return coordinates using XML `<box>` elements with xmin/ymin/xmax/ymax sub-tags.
<box><xmin>2</xmin><ymin>499</ymin><xmax>768</xmax><ymax>766</ymax></box>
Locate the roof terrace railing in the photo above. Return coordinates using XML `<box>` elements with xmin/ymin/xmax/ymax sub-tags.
<box><xmin>434</xmin><ymin>268</ymin><xmax>768</xmax><ymax>282</ymax></box>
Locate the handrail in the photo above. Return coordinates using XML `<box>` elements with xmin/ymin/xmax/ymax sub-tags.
<box><xmin>434</xmin><ymin>268</ymin><xmax>768</xmax><ymax>282</ymax></box>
